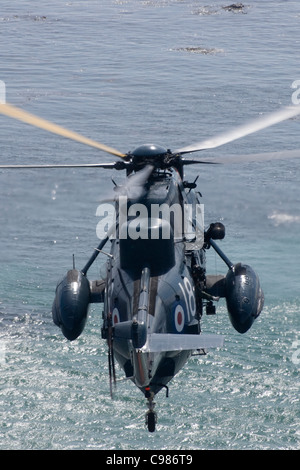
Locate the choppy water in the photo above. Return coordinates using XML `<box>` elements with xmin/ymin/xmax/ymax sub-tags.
<box><xmin>0</xmin><ymin>0</ymin><xmax>299</xmax><ymax>450</ymax></box>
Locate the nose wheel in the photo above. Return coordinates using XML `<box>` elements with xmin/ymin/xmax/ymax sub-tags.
<box><xmin>145</xmin><ymin>390</ymin><xmax>157</xmax><ymax>432</ymax></box>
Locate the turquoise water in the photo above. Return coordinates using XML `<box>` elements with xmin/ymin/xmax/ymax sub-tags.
<box><xmin>0</xmin><ymin>0</ymin><xmax>299</xmax><ymax>449</ymax></box>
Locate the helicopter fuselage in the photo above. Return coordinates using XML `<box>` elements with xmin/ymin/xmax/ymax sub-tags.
<box><xmin>2</xmin><ymin>98</ymin><xmax>296</xmax><ymax>432</ymax></box>
<box><xmin>52</xmin><ymin>146</ymin><xmax>264</xmax><ymax>432</ymax></box>
<box><xmin>102</xmin><ymin>170</ymin><xmax>204</xmax><ymax>395</ymax></box>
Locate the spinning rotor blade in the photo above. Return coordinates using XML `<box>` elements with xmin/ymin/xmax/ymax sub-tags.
<box><xmin>176</xmin><ymin>105</ymin><xmax>300</xmax><ymax>155</ymax></box>
<box><xmin>182</xmin><ymin>148</ymin><xmax>300</xmax><ymax>165</ymax></box>
<box><xmin>214</xmin><ymin>149</ymin><xmax>300</xmax><ymax>164</ymax></box>
<box><xmin>124</xmin><ymin>164</ymin><xmax>154</xmax><ymax>198</ymax></box>
<box><xmin>181</xmin><ymin>159</ymin><xmax>220</xmax><ymax>165</ymax></box>
<box><xmin>0</xmin><ymin>102</ymin><xmax>126</xmax><ymax>158</ymax></box>
<box><xmin>112</xmin><ymin>164</ymin><xmax>154</xmax><ymax>199</ymax></box>
<box><xmin>0</xmin><ymin>162</ymin><xmax>118</xmax><ymax>169</ymax></box>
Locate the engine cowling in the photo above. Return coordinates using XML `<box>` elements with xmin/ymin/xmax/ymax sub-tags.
<box><xmin>225</xmin><ymin>263</ymin><xmax>264</xmax><ymax>333</ymax></box>
<box><xmin>52</xmin><ymin>269</ymin><xmax>90</xmax><ymax>340</ymax></box>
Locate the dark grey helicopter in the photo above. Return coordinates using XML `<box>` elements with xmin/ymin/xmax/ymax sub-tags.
<box><xmin>1</xmin><ymin>102</ymin><xmax>299</xmax><ymax>432</ymax></box>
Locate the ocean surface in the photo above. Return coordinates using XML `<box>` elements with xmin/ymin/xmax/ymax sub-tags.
<box><xmin>0</xmin><ymin>0</ymin><xmax>299</xmax><ymax>450</ymax></box>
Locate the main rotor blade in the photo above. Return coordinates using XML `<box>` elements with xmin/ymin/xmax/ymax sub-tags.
<box><xmin>182</xmin><ymin>149</ymin><xmax>300</xmax><ymax>165</ymax></box>
<box><xmin>0</xmin><ymin>162</ymin><xmax>119</xmax><ymax>169</ymax></box>
<box><xmin>181</xmin><ymin>158</ymin><xmax>220</xmax><ymax>165</ymax></box>
<box><xmin>0</xmin><ymin>103</ymin><xmax>126</xmax><ymax>158</ymax></box>
<box><xmin>175</xmin><ymin>105</ymin><xmax>300</xmax><ymax>155</ymax></box>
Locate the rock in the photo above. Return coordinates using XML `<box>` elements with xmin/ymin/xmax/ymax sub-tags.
<box><xmin>222</xmin><ymin>3</ymin><xmax>245</xmax><ymax>12</ymax></box>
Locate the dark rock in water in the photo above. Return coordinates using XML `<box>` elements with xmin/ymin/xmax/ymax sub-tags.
<box><xmin>193</xmin><ymin>3</ymin><xmax>247</xmax><ymax>16</ymax></box>
<box><xmin>223</xmin><ymin>3</ymin><xmax>245</xmax><ymax>12</ymax></box>
<box><xmin>33</xmin><ymin>16</ymin><xmax>47</xmax><ymax>21</ymax></box>
<box><xmin>173</xmin><ymin>46</ymin><xmax>224</xmax><ymax>55</ymax></box>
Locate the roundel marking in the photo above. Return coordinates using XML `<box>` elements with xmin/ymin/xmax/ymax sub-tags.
<box><xmin>174</xmin><ymin>304</ymin><xmax>185</xmax><ymax>332</ymax></box>
<box><xmin>112</xmin><ymin>307</ymin><xmax>120</xmax><ymax>325</ymax></box>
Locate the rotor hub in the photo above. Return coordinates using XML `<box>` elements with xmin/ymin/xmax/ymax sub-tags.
<box><xmin>130</xmin><ymin>144</ymin><xmax>168</xmax><ymax>168</ymax></box>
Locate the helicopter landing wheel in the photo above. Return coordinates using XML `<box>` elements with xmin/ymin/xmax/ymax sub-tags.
<box><xmin>146</xmin><ymin>410</ymin><xmax>157</xmax><ymax>432</ymax></box>
<box><xmin>145</xmin><ymin>390</ymin><xmax>157</xmax><ymax>432</ymax></box>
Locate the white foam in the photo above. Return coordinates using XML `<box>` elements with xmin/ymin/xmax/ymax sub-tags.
<box><xmin>268</xmin><ymin>211</ymin><xmax>300</xmax><ymax>226</ymax></box>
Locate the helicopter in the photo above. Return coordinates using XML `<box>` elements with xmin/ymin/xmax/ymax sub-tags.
<box><xmin>0</xmin><ymin>102</ymin><xmax>299</xmax><ymax>432</ymax></box>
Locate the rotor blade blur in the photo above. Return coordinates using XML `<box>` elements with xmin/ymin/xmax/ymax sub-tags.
<box><xmin>115</xmin><ymin>164</ymin><xmax>154</xmax><ymax>199</ymax></box>
<box><xmin>0</xmin><ymin>103</ymin><xmax>126</xmax><ymax>158</ymax></box>
<box><xmin>175</xmin><ymin>105</ymin><xmax>300</xmax><ymax>155</ymax></box>
<box><xmin>182</xmin><ymin>158</ymin><xmax>220</xmax><ymax>165</ymax></box>
<box><xmin>183</xmin><ymin>149</ymin><xmax>300</xmax><ymax>165</ymax></box>
<box><xmin>0</xmin><ymin>162</ymin><xmax>119</xmax><ymax>169</ymax></box>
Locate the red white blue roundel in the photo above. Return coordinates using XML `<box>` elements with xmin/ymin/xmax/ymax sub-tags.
<box><xmin>174</xmin><ymin>304</ymin><xmax>185</xmax><ymax>332</ymax></box>
<box><xmin>112</xmin><ymin>308</ymin><xmax>120</xmax><ymax>325</ymax></box>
